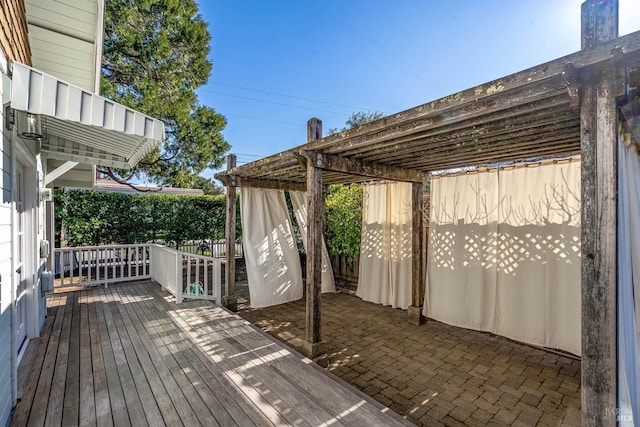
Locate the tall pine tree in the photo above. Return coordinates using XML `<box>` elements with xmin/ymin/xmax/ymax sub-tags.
<box><xmin>100</xmin><ymin>0</ymin><xmax>229</xmax><ymax>188</ymax></box>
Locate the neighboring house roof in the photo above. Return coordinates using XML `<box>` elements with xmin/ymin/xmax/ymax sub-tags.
<box><xmin>10</xmin><ymin>61</ymin><xmax>165</xmax><ymax>169</ymax></box>
<box><xmin>93</xmin><ymin>179</ymin><xmax>204</xmax><ymax>195</ymax></box>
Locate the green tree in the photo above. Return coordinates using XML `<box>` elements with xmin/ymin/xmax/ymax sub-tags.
<box><xmin>326</xmin><ymin>184</ymin><xmax>363</xmax><ymax>261</ymax></box>
<box><xmin>323</xmin><ymin>111</ymin><xmax>384</xmax><ymax>259</ymax></box>
<box><xmin>100</xmin><ymin>0</ymin><xmax>229</xmax><ymax>189</ymax></box>
<box><xmin>326</xmin><ymin>111</ymin><xmax>384</xmax><ymax>136</ymax></box>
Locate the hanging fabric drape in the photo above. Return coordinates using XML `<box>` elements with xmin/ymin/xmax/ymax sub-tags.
<box><xmin>357</xmin><ymin>182</ymin><xmax>412</xmax><ymax>309</ymax></box>
<box><xmin>240</xmin><ymin>188</ymin><xmax>303</xmax><ymax>307</ymax></box>
<box><xmin>617</xmin><ymin>136</ymin><xmax>640</xmax><ymax>426</ymax></box>
<box><xmin>495</xmin><ymin>161</ymin><xmax>581</xmax><ymax>355</ymax></box>
<box><xmin>424</xmin><ymin>160</ymin><xmax>581</xmax><ymax>355</ymax></box>
<box><xmin>289</xmin><ymin>191</ymin><xmax>336</xmax><ymax>293</ymax></box>
<box><xmin>424</xmin><ymin>171</ymin><xmax>499</xmax><ymax>331</ymax></box>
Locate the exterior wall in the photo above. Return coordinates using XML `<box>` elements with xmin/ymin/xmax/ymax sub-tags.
<box><xmin>25</xmin><ymin>0</ymin><xmax>100</xmax><ymax>91</ymax></box>
<box><xmin>0</xmin><ymin>60</ymin><xmax>14</xmax><ymax>427</ymax></box>
<box><xmin>0</xmin><ymin>0</ymin><xmax>31</xmax><ymax>64</ymax></box>
<box><xmin>0</xmin><ymin>53</ymin><xmax>46</xmax><ymax>427</ymax></box>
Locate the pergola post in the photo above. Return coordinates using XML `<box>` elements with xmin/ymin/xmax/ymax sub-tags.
<box><xmin>408</xmin><ymin>181</ymin><xmax>425</xmax><ymax>325</ymax></box>
<box><xmin>580</xmin><ymin>0</ymin><xmax>618</xmax><ymax>425</ymax></box>
<box><xmin>222</xmin><ymin>154</ymin><xmax>238</xmax><ymax>311</ymax></box>
<box><xmin>301</xmin><ymin>118</ymin><xmax>325</xmax><ymax>359</ymax></box>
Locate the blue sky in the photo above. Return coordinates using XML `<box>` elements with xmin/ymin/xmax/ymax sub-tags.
<box><xmin>196</xmin><ymin>0</ymin><xmax>640</xmax><ymax>179</ymax></box>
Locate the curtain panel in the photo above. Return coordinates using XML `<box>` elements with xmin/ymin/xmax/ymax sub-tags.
<box><xmin>424</xmin><ymin>160</ymin><xmax>582</xmax><ymax>355</ymax></box>
<box><xmin>617</xmin><ymin>137</ymin><xmax>640</xmax><ymax>426</ymax></box>
<box><xmin>357</xmin><ymin>182</ymin><xmax>412</xmax><ymax>309</ymax></box>
<box><xmin>240</xmin><ymin>188</ymin><xmax>303</xmax><ymax>308</ymax></box>
<box><xmin>289</xmin><ymin>191</ymin><xmax>336</xmax><ymax>293</ymax></box>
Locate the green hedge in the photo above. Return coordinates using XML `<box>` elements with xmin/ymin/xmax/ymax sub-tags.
<box><xmin>56</xmin><ymin>185</ymin><xmax>364</xmax><ymax>259</ymax></box>
<box><xmin>325</xmin><ymin>184</ymin><xmax>363</xmax><ymax>261</ymax></box>
<box><xmin>55</xmin><ymin>189</ymin><xmax>240</xmax><ymax>247</ymax></box>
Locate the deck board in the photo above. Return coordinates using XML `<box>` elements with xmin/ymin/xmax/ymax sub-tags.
<box><xmin>10</xmin><ymin>281</ymin><xmax>412</xmax><ymax>427</ymax></box>
<box><xmin>78</xmin><ymin>290</ymin><xmax>96</xmax><ymax>427</ymax></box>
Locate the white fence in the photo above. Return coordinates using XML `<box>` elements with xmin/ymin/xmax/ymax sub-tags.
<box><xmin>54</xmin><ymin>244</ymin><xmax>224</xmax><ymax>305</ymax></box>
<box><xmin>153</xmin><ymin>240</ymin><xmax>243</xmax><ymax>258</ymax></box>
<box><xmin>54</xmin><ymin>244</ymin><xmax>151</xmax><ymax>287</ymax></box>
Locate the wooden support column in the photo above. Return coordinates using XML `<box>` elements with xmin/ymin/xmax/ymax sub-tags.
<box><xmin>222</xmin><ymin>154</ymin><xmax>238</xmax><ymax>311</ymax></box>
<box><xmin>408</xmin><ymin>181</ymin><xmax>425</xmax><ymax>325</ymax></box>
<box><xmin>580</xmin><ymin>1</ymin><xmax>618</xmax><ymax>425</ymax></box>
<box><xmin>301</xmin><ymin>118</ymin><xmax>325</xmax><ymax>360</ymax></box>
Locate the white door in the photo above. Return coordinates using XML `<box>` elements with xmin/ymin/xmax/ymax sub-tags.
<box><xmin>15</xmin><ymin>159</ymin><xmax>27</xmax><ymax>353</ymax></box>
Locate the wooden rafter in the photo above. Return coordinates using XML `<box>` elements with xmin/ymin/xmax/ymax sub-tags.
<box><xmin>299</xmin><ymin>150</ymin><xmax>424</xmax><ymax>183</ymax></box>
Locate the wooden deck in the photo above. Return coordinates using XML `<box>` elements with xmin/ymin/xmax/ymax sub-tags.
<box><xmin>11</xmin><ymin>281</ymin><xmax>411</xmax><ymax>427</ymax></box>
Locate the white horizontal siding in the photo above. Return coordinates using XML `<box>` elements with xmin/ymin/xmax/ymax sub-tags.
<box><xmin>27</xmin><ymin>25</ymin><xmax>95</xmax><ymax>91</ymax></box>
<box><xmin>0</xmin><ymin>72</ymin><xmax>13</xmax><ymax>427</ymax></box>
<box><xmin>25</xmin><ymin>0</ymin><xmax>97</xmax><ymax>41</ymax></box>
<box><xmin>0</xmin><ymin>308</ymin><xmax>12</xmax><ymax>427</ymax></box>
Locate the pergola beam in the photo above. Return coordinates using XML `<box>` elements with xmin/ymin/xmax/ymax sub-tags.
<box><xmin>301</xmin><ymin>118</ymin><xmax>325</xmax><ymax>360</ymax></box>
<box><xmin>217</xmin><ymin>174</ymin><xmax>306</xmax><ymax>192</ymax></box>
<box><xmin>580</xmin><ymin>0</ymin><xmax>618</xmax><ymax>425</ymax></box>
<box><xmin>222</xmin><ymin>154</ymin><xmax>238</xmax><ymax>311</ymax></box>
<box><xmin>299</xmin><ymin>149</ymin><xmax>424</xmax><ymax>183</ymax></box>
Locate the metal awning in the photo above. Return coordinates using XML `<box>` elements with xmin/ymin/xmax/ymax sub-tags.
<box><xmin>9</xmin><ymin>61</ymin><xmax>165</xmax><ymax>169</ymax></box>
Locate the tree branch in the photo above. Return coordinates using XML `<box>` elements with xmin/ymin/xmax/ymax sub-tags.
<box><xmin>97</xmin><ymin>167</ymin><xmax>163</xmax><ymax>193</ymax></box>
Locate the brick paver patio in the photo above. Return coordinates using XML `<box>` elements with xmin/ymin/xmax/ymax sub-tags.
<box><xmin>237</xmin><ymin>284</ymin><xmax>581</xmax><ymax>427</ymax></box>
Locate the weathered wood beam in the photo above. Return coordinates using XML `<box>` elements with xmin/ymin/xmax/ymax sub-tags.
<box><xmin>301</xmin><ymin>119</ymin><xmax>325</xmax><ymax>361</ymax></box>
<box><xmin>307</xmin><ymin>117</ymin><xmax>322</xmax><ymax>142</ymax></box>
<box><xmin>299</xmin><ymin>150</ymin><xmax>424</xmax><ymax>183</ymax></box>
<box><xmin>580</xmin><ymin>1</ymin><xmax>618</xmax><ymax>426</ymax></box>
<box><xmin>237</xmin><ymin>177</ymin><xmax>306</xmax><ymax>191</ymax></box>
<box><xmin>396</xmin><ymin>124</ymin><xmax>581</xmax><ymax>169</ymax></box>
<box><xmin>217</xmin><ymin>174</ymin><xmax>306</xmax><ymax>191</ymax></box>
<box><xmin>408</xmin><ymin>181</ymin><xmax>425</xmax><ymax>325</ymax></box>
<box><xmin>223</xmin><ymin>154</ymin><xmax>238</xmax><ymax>311</ymax></box>
<box><xmin>367</xmin><ymin>111</ymin><xmax>579</xmax><ymax>165</ymax></box>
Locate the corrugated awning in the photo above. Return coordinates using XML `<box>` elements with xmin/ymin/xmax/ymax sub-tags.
<box><xmin>10</xmin><ymin>61</ymin><xmax>165</xmax><ymax>169</ymax></box>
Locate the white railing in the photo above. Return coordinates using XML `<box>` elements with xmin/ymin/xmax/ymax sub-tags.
<box><xmin>54</xmin><ymin>244</ymin><xmax>225</xmax><ymax>305</ymax></box>
<box><xmin>149</xmin><ymin>244</ymin><xmax>181</xmax><ymax>298</ymax></box>
<box><xmin>180</xmin><ymin>252</ymin><xmax>224</xmax><ymax>305</ymax></box>
<box><xmin>152</xmin><ymin>240</ymin><xmax>243</xmax><ymax>258</ymax></box>
<box><xmin>54</xmin><ymin>244</ymin><xmax>151</xmax><ymax>287</ymax></box>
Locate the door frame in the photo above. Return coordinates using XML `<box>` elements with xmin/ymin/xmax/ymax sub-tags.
<box><xmin>11</xmin><ymin>138</ymin><xmax>38</xmax><ymax>388</ymax></box>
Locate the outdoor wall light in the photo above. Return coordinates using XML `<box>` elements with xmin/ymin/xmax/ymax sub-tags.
<box><xmin>17</xmin><ymin>111</ymin><xmax>45</xmax><ymax>140</ymax></box>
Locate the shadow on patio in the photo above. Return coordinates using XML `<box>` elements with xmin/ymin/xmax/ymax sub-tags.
<box><xmin>237</xmin><ymin>282</ymin><xmax>582</xmax><ymax>427</ymax></box>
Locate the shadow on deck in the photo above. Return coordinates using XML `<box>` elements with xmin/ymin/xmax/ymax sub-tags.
<box><xmin>11</xmin><ymin>281</ymin><xmax>411</xmax><ymax>427</ymax></box>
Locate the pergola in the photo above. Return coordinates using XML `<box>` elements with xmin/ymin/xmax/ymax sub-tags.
<box><xmin>216</xmin><ymin>1</ymin><xmax>640</xmax><ymax>424</ymax></box>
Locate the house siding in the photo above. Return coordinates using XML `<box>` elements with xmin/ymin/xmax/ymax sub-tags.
<box><xmin>0</xmin><ymin>0</ymin><xmax>31</xmax><ymax>64</ymax></box>
<box><xmin>0</xmin><ymin>67</ymin><xmax>13</xmax><ymax>427</ymax></box>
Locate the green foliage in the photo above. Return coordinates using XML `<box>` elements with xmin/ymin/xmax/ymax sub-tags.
<box><xmin>327</xmin><ymin>111</ymin><xmax>385</xmax><ymax>136</ymax></box>
<box><xmin>55</xmin><ymin>189</ymin><xmax>240</xmax><ymax>247</ymax></box>
<box><xmin>102</xmin><ymin>0</ymin><xmax>229</xmax><ymax>185</ymax></box>
<box><xmin>325</xmin><ymin>184</ymin><xmax>363</xmax><ymax>261</ymax></box>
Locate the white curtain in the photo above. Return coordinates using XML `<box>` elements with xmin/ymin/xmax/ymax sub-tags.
<box><xmin>495</xmin><ymin>162</ymin><xmax>581</xmax><ymax>355</ymax></box>
<box><xmin>357</xmin><ymin>182</ymin><xmax>412</xmax><ymax>309</ymax></box>
<box><xmin>424</xmin><ymin>160</ymin><xmax>581</xmax><ymax>355</ymax></box>
<box><xmin>424</xmin><ymin>171</ymin><xmax>499</xmax><ymax>332</ymax></box>
<box><xmin>618</xmin><ymin>137</ymin><xmax>640</xmax><ymax>426</ymax></box>
<box><xmin>289</xmin><ymin>191</ymin><xmax>336</xmax><ymax>293</ymax></box>
<box><xmin>240</xmin><ymin>188</ymin><xmax>303</xmax><ymax>308</ymax></box>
